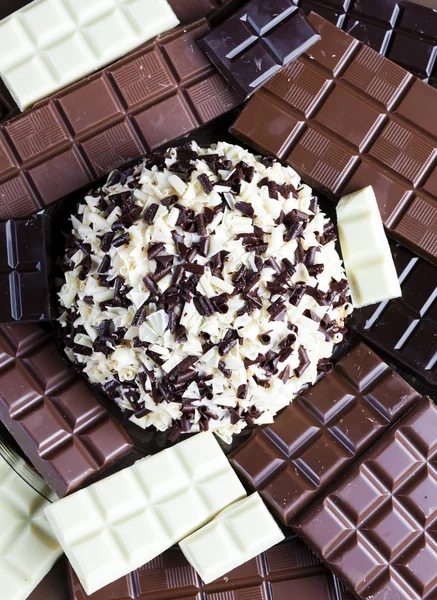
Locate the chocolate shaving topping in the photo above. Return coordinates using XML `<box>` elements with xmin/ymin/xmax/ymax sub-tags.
<box><xmin>235</xmin><ymin>201</ymin><xmax>254</xmax><ymax>218</ymax></box>
<box><xmin>197</xmin><ymin>173</ymin><xmax>214</xmax><ymax>193</ymax></box>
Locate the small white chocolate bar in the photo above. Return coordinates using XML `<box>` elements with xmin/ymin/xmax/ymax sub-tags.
<box><xmin>0</xmin><ymin>453</ymin><xmax>62</xmax><ymax>600</ymax></box>
<box><xmin>179</xmin><ymin>493</ymin><xmax>285</xmax><ymax>584</ymax></box>
<box><xmin>0</xmin><ymin>0</ymin><xmax>179</xmax><ymax>110</ymax></box>
<box><xmin>336</xmin><ymin>186</ymin><xmax>401</xmax><ymax>308</ymax></box>
<box><xmin>45</xmin><ymin>432</ymin><xmax>246</xmax><ymax>595</ymax></box>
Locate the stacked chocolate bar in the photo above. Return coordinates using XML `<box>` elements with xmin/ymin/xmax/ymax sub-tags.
<box><xmin>0</xmin><ymin>0</ymin><xmax>435</xmax><ymax>599</ymax></box>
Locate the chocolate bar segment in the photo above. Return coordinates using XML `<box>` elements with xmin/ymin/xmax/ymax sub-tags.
<box><xmin>198</xmin><ymin>1</ymin><xmax>320</xmax><ymax>98</ymax></box>
<box><xmin>297</xmin><ymin>0</ymin><xmax>437</xmax><ymax>88</ymax></box>
<box><xmin>169</xmin><ymin>0</ymin><xmax>244</xmax><ymax>24</ymax></box>
<box><xmin>296</xmin><ymin>396</ymin><xmax>436</xmax><ymax>600</ymax></box>
<box><xmin>230</xmin><ymin>343</ymin><xmax>421</xmax><ymax>526</ymax></box>
<box><xmin>0</xmin><ymin>214</ymin><xmax>54</xmax><ymax>323</ymax></box>
<box><xmin>0</xmin><ymin>20</ymin><xmax>241</xmax><ymax>219</ymax></box>
<box><xmin>230</xmin><ymin>13</ymin><xmax>437</xmax><ymax>265</ymax></box>
<box><xmin>350</xmin><ymin>240</ymin><xmax>437</xmax><ymax>387</ymax></box>
<box><xmin>68</xmin><ymin>535</ymin><xmax>351</xmax><ymax>599</ymax></box>
<box><xmin>0</xmin><ymin>324</ymin><xmax>133</xmax><ymax>497</ymax></box>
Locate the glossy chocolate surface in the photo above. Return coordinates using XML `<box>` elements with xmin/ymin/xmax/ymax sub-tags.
<box><xmin>0</xmin><ymin>214</ymin><xmax>54</xmax><ymax>323</ymax></box>
<box><xmin>297</xmin><ymin>396</ymin><xmax>436</xmax><ymax>600</ymax></box>
<box><xmin>198</xmin><ymin>1</ymin><xmax>320</xmax><ymax>97</ymax></box>
<box><xmin>230</xmin><ymin>13</ymin><xmax>437</xmax><ymax>265</ymax></box>
<box><xmin>0</xmin><ymin>324</ymin><xmax>132</xmax><ymax>496</ymax></box>
<box><xmin>230</xmin><ymin>343</ymin><xmax>421</xmax><ymax>525</ymax></box>
<box><xmin>297</xmin><ymin>0</ymin><xmax>437</xmax><ymax>87</ymax></box>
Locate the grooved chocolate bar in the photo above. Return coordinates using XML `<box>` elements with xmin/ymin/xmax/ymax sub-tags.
<box><xmin>68</xmin><ymin>535</ymin><xmax>352</xmax><ymax>600</ymax></box>
<box><xmin>198</xmin><ymin>1</ymin><xmax>320</xmax><ymax>98</ymax></box>
<box><xmin>350</xmin><ymin>241</ymin><xmax>437</xmax><ymax>387</ymax></box>
<box><xmin>0</xmin><ymin>19</ymin><xmax>241</xmax><ymax>220</ymax></box>
<box><xmin>297</xmin><ymin>0</ymin><xmax>437</xmax><ymax>88</ymax></box>
<box><xmin>230</xmin><ymin>343</ymin><xmax>421</xmax><ymax>526</ymax></box>
<box><xmin>230</xmin><ymin>13</ymin><xmax>437</xmax><ymax>265</ymax></box>
<box><xmin>0</xmin><ymin>324</ymin><xmax>133</xmax><ymax>497</ymax></box>
<box><xmin>297</xmin><ymin>396</ymin><xmax>437</xmax><ymax>600</ymax></box>
<box><xmin>0</xmin><ymin>214</ymin><xmax>54</xmax><ymax>323</ymax></box>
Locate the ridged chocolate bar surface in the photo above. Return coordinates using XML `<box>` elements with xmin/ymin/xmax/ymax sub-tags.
<box><xmin>0</xmin><ymin>19</ymin><xmax>240</xmax><ymax>220</ymax></box>
<box><xmin>68</xmin><ymin>535</ymin><xmax>353</xmax><ymax>600</ymax></box>
<box><xmin>0</xmin><ymin>214</ymin><xmax>54</xmax><ymax>323</ymax></box>
<box><xmin>230</xmin><ymin>343</ymin><xmax>421</xmax><ymax>526</ymax></box>
<box><xmin>0</xmin><ymin>324</ymin><xmax>132</xmax><ymax>496</ymax></box>
<box><xmin>198</xmin><ymin>1</ymin><xmax>320</xmax><ymax>98</ymax></box>
<box><xmin>297</xmin><ymin>0</ymin><xmax>437</xmax><ymax>88</ymax></box>
<box><xmin>297</xmin><ymin>396</ymin><xmax>437</xmax><ymax>600</ymax></box>
<box><xmin>350</xmin><ymin>241</ymin><xmax>437</xmax><ymax>387</ymax></box>
<box><xmin>230</xmin><ymin>13</ymin><xmax>437</xmax><ymax>265</ymax></box>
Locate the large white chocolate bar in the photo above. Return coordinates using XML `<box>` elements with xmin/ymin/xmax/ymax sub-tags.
<box><xmin>180</xmin><ymin>493</ymin><xmax>284</xmax><ymax>583</ymax></box>
<box><xmin>45</xmin><ymin>432</ymin><xmax>246</xmax><ymax>594</ymax></box>
<box><xmin>0</xmin><ymin>0</ymin><xmax>179</xmax><ymax>110</ymax></box>
<box><xmin>0</xmin><ymin>453</ymin><xmax>62</xmax><ymax>600</ymax></box>
<box><xmin>337</xmin><ymin>186</ymin><xmax>402</xmax><ymax>308</ymax></box>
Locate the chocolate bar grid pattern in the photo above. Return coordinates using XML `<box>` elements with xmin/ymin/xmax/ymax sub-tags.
<box><xmin>0</xmin><ymin>455</ymin><xmax>62</xmax><ymax>599</ymax></box>
<box><xmin>68</xmin><ymin>535</ymin><xmax>351</xmax><ymax>600</ymax></box>
<box><xmin>0</xmin><ymin>0</ymin><xmax>178</xmax><ymax>111</ymax></box>
<box><xmin>230</xmin><ymin>13</ymin><xmax>437</xmax><ymax>265</ymax></box>
<box><xmin>350</xmin><ymin>241</ymin><xmax>437</xmax><ymax>387</ymax></box>
<box><xmin>298</xmin><ymin>397</ymin><xmax>437</xmax><ymax>600</ymax></box>
<box><xmin>0</xmin><ymin>215</ymin><xmax>53</xmax><ymax>323</ymax></box>
<box><xmin>230</xmin><ymin>343</ymin><xmax>421</xmax><ymax>526</ymax></box>
<box><xmin>0</xmin><ymin>324</ymin><xmax>132</xmax><ymax>497</ymax></box>
<box><xmin>0</xmin><ymin>19</ymin><xmax>240</xmax><ymax>220</ymax></box>
<box><xmin>297</xmin><ymin>0</ymin><xmax>437</xmax><ymax>88</ymax></box>
<box><xmin>46</xmin><ymin>434</ymin><xmax>245</xmax><ymax>594</ymax></box>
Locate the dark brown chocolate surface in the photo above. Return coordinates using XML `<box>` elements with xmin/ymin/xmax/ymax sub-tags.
<box><xmin>297</xmin><ymin>396</ymin><xmax>437</xmax><ymax>600</ymax></box>
<box><xmin>230</xmin><ymin>13</ymin><xmax>437</xmax><ymax>265</ymax></box>
<box><xmin>0</xmin><ymin>323</ymin><xmax>133</xmax><ymax>497</ymax></box>
<box><xmin>0</xmin><ymin>214</ymin><xmax>54</xmax><ymax>323</ymax></box>
<box><xmin>297</xmin><ymin>0</ymin><xmax>437</xmax><ymax>88</ymax></box>
<box><xmin>230</xmin><ymin>343</ymin><xmax>421</xmax><ymax>526</ymax></box>
<box><xmin>68</xmin><ymin>535</ymin><xmax>353</xmax><ymax>600</ymax></box>
<box><xmin>169</xmin><ymin>0</ymin><xmax>245</xmax><ymax>24</ymax></box>
<box><xmin>198</xmin><ymin>1</ymin><xmax>320</xmax><ymax>98</ymax></box>
<box><xmin>29</xmin><ymin>559</ymin><xmax>70</xmax><ymax>600</ymax></box>
<box><xmin>0</xmin><ymin>20</ymin><xmax>241</xmax><ymax>220</ymax></box>
<box><xmin>350</xmin><ymin>241</ymin><xmax>437</xmax><ymax>388</ymax></box>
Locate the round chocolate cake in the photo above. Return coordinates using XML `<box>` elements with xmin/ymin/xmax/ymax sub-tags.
<box><xmin>58</xmin><ymin>142</ymin><xmax>352</xmax><ymax>442</ymax></box>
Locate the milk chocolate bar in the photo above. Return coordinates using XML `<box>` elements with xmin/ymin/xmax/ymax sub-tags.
<box><xmin>45</xmin><ymin>432</ymin><xmax>246</xmax><ymax>595</ymax></box>
<box><xmin>230</xmin><ymin>13</ymin><xmax>437</xmax><ymax>265</ymax></box>
<box><xmin>0</xmin><ymin>214</ymin><xmax>54</xmax><ymax>323</ymax></box>
<box><xmin>296</xmin><ymin>396</ymin><xmax>436</xmax><ymax>600</ymax></box>
<box><xmin>198</xmin><ymin>1</ymin><xmax>320</xmax><ymax>98</ymax></box>
<box><xmin>0</xmin><ymin>323</ymin><xmax>133</xmax><ymax>497</ymax></box>
<box><xmin>350</xmin><ymin>240</ymin><xmax>437</xmax><ymax>387</ymax></box>
<box><xmin>0</xmin><ymin>19</ymin><xmax>241</xmax><ymax>220</ymax></box>
<box><xmin>68</xmin><ymin>534</ymin><xmax>353</xmax><ymax>599</ymax></box>
<box><xmin>297</xmin><ymin>0</ymin><xmax>437</xmax><ymax>88</ymax></box>
<box><xmin>179</xmin><ymin>493</ymin><xmax>284</xmax><ymax>583</ymax></box>
<box><xmin>230</xmin><ymin>343</ymin><xmax>421</xmax><ymax>526</ymax></box>
<box><xmin>0</xmin><ymin>0</ymin><xmax>179</xmax><ymax>110</ymax></box>
<box><xmin>336</xmin><ymin>187</ymin><xmax>401</xmax><ymax>308</ymax></box>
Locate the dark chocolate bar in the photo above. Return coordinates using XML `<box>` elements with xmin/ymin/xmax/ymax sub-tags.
<box><xmin>230</xmin><ymin>343</ymin><xmax>421</xmax><ymax>526</ymax></box>
<box><xmin>168</xmin><ymin>0</ymin><xmax>245</xmax><ymax>24</ymax></box>
<box><xmin>297</xmin><ymin>0</ymin><xmax>437</xmax><ymax>88</ymax></box>
<box><xmin>68</xmin><ymin>534</ymin><xmax>352</xmax><ymax>599</ymax></box>
<box><xmin>296</xmin><ymin>396</ymin><xmax>436</xmax><ymax>600</ymax></box>
<box><xmin>198</xmin><ymin>1</ymin><xmax>320</xmax><ymax>98</ymax></box>
<box><xmin>0</xmin><ymin>323</ymin><xmax>133</xmax><ymax>496</ymax></box>
<box><xmin>230</xmin><ymin>13</ymin><xmax>437</xmax><ymax>265</ymax></box>
<box><xmin>0</xmin><ymin>214</ymin><xmax>54</xmax><ymax>323</ymax></box>
<box><xmin>0</xmin><ymin>20</ymin><xmax>241</xmax><ymax>220</ymax></box>
<box><xmin>350</xmin><ymin>241</ymin><xmax>437</xmax><ymax>388</ymax></box>
<box><xmin>29</xmin><ymin>559</ymin><xmax>69</xmax><ymax>600</ymax></box>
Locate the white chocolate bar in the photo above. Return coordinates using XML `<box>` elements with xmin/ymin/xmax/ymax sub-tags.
<box><xmin>179</xmin><ymin>493</ymin><xmax>285</xmax><ymax>584</ymax></box>
<box><xmin>0</xmin><ymin>453</ymin><xmax>62</xmax><ymax>600</ymax></box>
<box><xmin>336</xmin><ymin>186</ymin><xmax>402</xmax><ymax>308</ymax></box>
<box><xmin>45</xmin><ymin>432</ymin><xmax>246</xmax><ymax>594</ymax></box>
<box><xmin>0</xmin><ymin>0</ymin><xmax>179</xmax><ymax>110</ymax></box>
